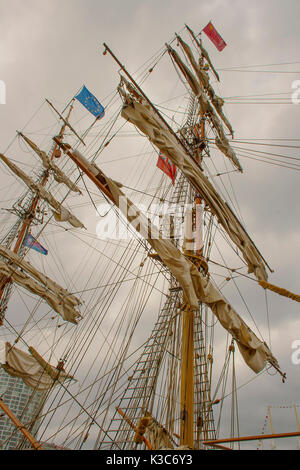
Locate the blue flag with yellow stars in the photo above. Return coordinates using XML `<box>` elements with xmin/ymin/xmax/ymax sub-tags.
<box><xmin>75</xmin><ymin>85</ymin><xmax>105</xmax><ymax>119</ymax></box>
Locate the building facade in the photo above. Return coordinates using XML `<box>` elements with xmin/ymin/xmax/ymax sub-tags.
<box><xmin>0</xmin><ymin>366</ymin><xmax>45</xmax><ymax>449</ymax></box>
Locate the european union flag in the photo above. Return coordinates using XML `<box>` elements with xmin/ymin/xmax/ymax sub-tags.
<box><xmin>75</xmin><ymin>86</ymin><xmax>105</xmax><ymax>119</ymax></box>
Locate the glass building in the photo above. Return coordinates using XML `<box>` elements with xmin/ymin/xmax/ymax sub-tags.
<box><xmin>0</xmin><ymin>366</ymin><xmax>45</xmax><ymax>449</ymax></box>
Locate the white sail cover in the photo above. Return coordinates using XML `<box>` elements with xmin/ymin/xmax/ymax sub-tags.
<box><xmin>119</xmin><ymin>87</ymin><xmax>268</xmax><ymax>282</ymax></box>
<box><xmin>175</xmin><ymin>35</ymin><xmax>234</xmax><ymax>137</ymax></box>
<box><xmin>18</xmin><ymin>132</ymin><xmax>81</xmax><ymax>194</ymax></box>
<box><xmin>0</xmin><ymin>153</ymin><xmax>84</xmax><ymax>229</ymax></box>
<box><xmin>105</xmin><ymin>178</ymin><xmax>278</xmax><ymax>373</ymax></box>
<box><xmin>185</xmin><ymin>24</ymin><xmax>220</xmax><ymax>82</ymax></box>
<box><xmin>166</xmin><ymin>44</ymin><xmax>240</xmax><ymax>170</ymax></box>
<box><xmin>144</xmin><ymin>415</ymin><xmax>174</xmax><ymax>450</ymax></box>
<box><xmin>0</xmin><ymin>245</ymin><xmax>81</xmax><ymax>324</ymax></box>
<box><xmin>0</xmin><ymin>341</ymin><xmax>73</xmax><ymax>391</ymax></box>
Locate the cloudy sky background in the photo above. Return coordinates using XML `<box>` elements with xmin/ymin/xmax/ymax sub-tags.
<box><xmin>1</xmin><ymin>0</ymin><xmax>300</xmax><ymax>450</ymax></box>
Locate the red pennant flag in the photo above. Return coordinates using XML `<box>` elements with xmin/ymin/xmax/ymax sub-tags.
<box><xmin>156</xmin><ymin>153</ymin><xmax>177</xmax><ymax>185</ymax></box>
<box><xmin>203</xmin><ymin>22</ymin><xmax>227</xmax><ymax>51</ymax></box>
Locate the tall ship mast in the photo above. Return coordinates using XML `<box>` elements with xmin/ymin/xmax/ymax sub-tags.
<box><xmin>0</xmin><ymin>23</ymin><xmax>299</xmax><ymax>451</ymax></box>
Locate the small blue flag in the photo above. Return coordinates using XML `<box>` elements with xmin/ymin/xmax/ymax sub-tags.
<box><xmin>24</xmin><ymin>233</ymin><xmax>48</xmax><ymax>256</ymax></box>
<box><xmin>75</xmin><ymin>85</ymin><xmax>105</xmax><ymax>119</ymax></box>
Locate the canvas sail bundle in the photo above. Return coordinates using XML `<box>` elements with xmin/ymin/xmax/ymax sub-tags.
<box><xmin>105</xmin><ymin>177</ymin><xmax>278</xmax><ymax>373</ymax></box>
<box><xmin>165</xmin><ymin>44</ymin><xmax>240</xmax><ymax>170</ymax></box>
<box><xmin>135</xmin><ymin>413</ymin><xmax>175</xmax><ymax>449</ymax></box>
<box><xmin>18</xmin><ymin>132</ymin><xmax>82</xmax><ymax>194</ymax></box>
<box><xmin>0</xmin><ymin>245</ymin><xmax>81</xmax><ymax>323</ymax></box>
<box><xmin>119</xmin><ymin>84</ymin><xmax>268</xmax><ymax>282</ymax></box>
<box><xmin>214</xmin><ymin>135</ymin><xmax>239</xmax><ymax>166</ymax></box>
<box><xmin>0</xmin><ymin>153</ymin><xmax>84</xmax><ymax>229</ymax></box>
<box><xmin>185</xmin><ymin>24</ymin><xmax>220</xmax><ymax>82</ymax></box>
<box><xmin>0</xmin><ymin>341</ymin><xmax>73</xmax><ymax>391</ymax></box>
<box><xmin>175</xmin><ymin>34</ymin><xmax>234</xmax><ymax>137</ymax></box>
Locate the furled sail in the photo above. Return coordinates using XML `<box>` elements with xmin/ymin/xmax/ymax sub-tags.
<box><xmin>0</xmin><ymin>341</ymin><xmax>73</xmax><ymax>391</ymax></box>
<box><xmin>55</xmin><ymin>141</ymin><xmax>278</xmax><ymax>372</ymax></box>
<box><xmin>118</xmin><ymin>85</ymin><xmax>268</xmax><ymax>282</ymax></box>
<box><xmin>54</xmin><ymin>140</ymin><xmax>276</xmax><ymax>371</ymax></box>
<box><xmin>215</xmin><ymin>135</ymin><xmax>239</xmax><ymax>166</ymax></box>
<box><xmin>166</xmin><ymin>44</ymin><xmax>241</xmax><ymax>170</ymax></box>
<box><xmin>0</xmin><ymin>153</ymin><xmax>85</xmax><ymax>229</ymax></box>
<box><xmin>185</xmin><ymin>23</ymin><xmax>220</xmax><ymax>82</ymax></box>
<box><xmin>135</xmin><ymin>413</ymin><xmax>175</xmax><ymax>449</ymax></box>
<box><xmin>0</xmin><ymin>245</ymin><xmax>81</xmax><ymax>323</ymax></box>
<box><xmin>104</xmin><ymin>177</ymin><xmax>278</xmax><ymax>373</ymax></box>
<box><xmin>175</xmin><ymin>34</ymin><xmax>234</xmax><ymax>137</ymax></box>
<box><xmin>18</xmin><ymin>132</ymin><xmax>81</xmax><ymax>194</ymax></box>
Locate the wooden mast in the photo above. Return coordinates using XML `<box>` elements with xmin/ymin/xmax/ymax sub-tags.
<box><xmin>13</xmin><ymin>103</ymin><xmax>74</xmax><ymax>254</ymax></box>
<box><xmin>179</xmin><ymin>41</ymin><xmax>208</xmax><ymax>446</ymax></box>
<box><xmin>45</xmin><ymin>99</ymin><xmax>86</xmax><ymax>146</ymax></box>
<box><xmin>0</xmin><ymin>103</ymin><xmax>74</xmax><ymax>449</ymax></box>
<box><xmin>0</xmin><ymin>101</ymin><xmax>75</xmax><ymax>313</ymax></box>
<box><xmin>203</xmin><ymin>431</ymin><xmax>300</xmax><ymax>448</ymax></box>
<box><xmin>180</xmin><ymin>305</ymin><xmax>194</xmax><ymax>447</ymax></box>
<box><xmin>101</xmin><ymin>42</ymin><xmax>202</xmax><ymax>449</ymax></box>
<box><xmin>180</xmin><ymin>124</ymin><xmax>205</xmax><ymax>448</ymax></box>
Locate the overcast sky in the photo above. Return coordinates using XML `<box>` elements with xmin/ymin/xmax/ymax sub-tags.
<box><xmin>1</xmin><ymin>0</ymin><xmax>300</xmax><ymax>450</ymax></box>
